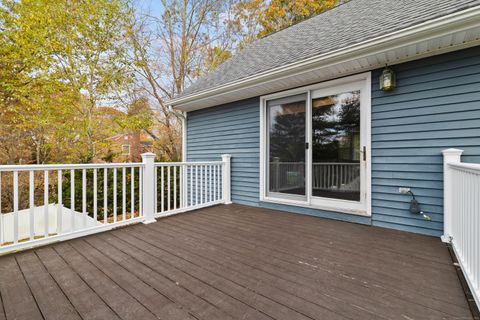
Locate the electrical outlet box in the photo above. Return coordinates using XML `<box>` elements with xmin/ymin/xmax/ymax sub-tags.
<box><xmin>399</xmin><ymin>187</ymin><xmax>411</xmax><ymax>194</ymax></box>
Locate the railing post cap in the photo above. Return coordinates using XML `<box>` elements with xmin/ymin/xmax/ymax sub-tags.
<box><xmin>221</xmin><ymin>154</ymin><xmax>232</xmax><ymax>159</ymax></box>
<box><xmin>442</xmin><ymin>148</ymin><xmax>464</xmax><ymax>156</ymax></box>
<box><xmin>141</xmin><ymin>152</ymin><xmax>156</xmax><ymax>159</ymax></box>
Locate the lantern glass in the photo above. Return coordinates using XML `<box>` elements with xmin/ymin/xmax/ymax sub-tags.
<box><xmin>380</xmin><ymin>67</ymin><xmax>396</xmax><ymax>91</ymax></box>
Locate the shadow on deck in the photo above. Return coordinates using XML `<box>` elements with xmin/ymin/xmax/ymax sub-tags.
<box><xmin>0</xmin><ymin>204</ymin><xmax>473</xmax><ymax>320</ymax></box>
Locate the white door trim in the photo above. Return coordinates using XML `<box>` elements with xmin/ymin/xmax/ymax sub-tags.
<box><xmin>259</xmin><ymin>72</ymin><xmax>372</xmax><ymax>217</ymax></box>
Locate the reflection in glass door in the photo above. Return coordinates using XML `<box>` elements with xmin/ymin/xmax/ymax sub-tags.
<box><xmin>311</xmin><ymin>91</ymin><xmax>361</xmax><ymax>201</ymax></box>
<box><xmin>267</xmin><ymin>94</ymin><xmax>306</xmax><ymax>198</ymax></box>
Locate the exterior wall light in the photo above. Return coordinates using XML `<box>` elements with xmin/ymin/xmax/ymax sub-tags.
<box><xmin>379</xmin><ymin>66</ymin><xmax>396</xmax><ymax>91</ymax></box>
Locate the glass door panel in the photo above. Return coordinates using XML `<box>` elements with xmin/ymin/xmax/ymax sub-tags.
<box><xmin>267</xmin><ymin>94</ymin><xmax>306</xmax><ymax>198</ymax></box>
<box><xmin>311</xmin><ymin>91</ymin><xmax>361</xmax><ymax>201</ymax></box>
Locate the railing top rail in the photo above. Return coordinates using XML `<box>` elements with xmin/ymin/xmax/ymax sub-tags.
<box><xmin>0</xmin><ymin>162</ymin><xmax>144</xmax><ymax>172</ymax></box>
<box><xmin>154</xmin><ymin>161</ymin><xmax>224</xmax><ymax>166</ymax></box>
<box><xmin>449</xmin><ymin>162</ymin><xmax>480</xmax><ymax>175</ymax></box>
<box><xmin>313</xmin><ymin>162</ymin><xmax>360</xmax><ymax>165</ymax></box>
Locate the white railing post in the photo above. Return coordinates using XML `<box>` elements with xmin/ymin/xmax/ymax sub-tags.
<box><xmin>442</xmin><ymin>148</ymin><xmax>463</xmax><ymax>243</ymax></box>
<box><xmin>141</xmin><ymin>152</ymin><xmax>157</xmax><ymax>224</ymax></box>
<box><xmin>222</xmin><ymin>154</ymin><xmax>232</xmax><ymax>204</ymax></box>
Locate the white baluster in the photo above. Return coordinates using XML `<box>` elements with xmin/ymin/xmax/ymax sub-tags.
<box><xmin>180</xmin><ymin>165</ymin><xmax>184</xmax><ymax>209</ymax></box>
<box><xmin>29</xmin><ymin>171</ymin><xmax>34</xmax><ymax>240</ymax></box>
<box><xmin>82</xmin><ymin>169</ymin><xmax>86</xmax><ymax>228</ymax></box>
<box><xmin>190</xmin><ymin>166</ymin><xmax>193</xmax><ymax>206</ymax></box>
<box><xmin>57</xmin><ymin>170</ymin><xmax>63</xmax><ymax>235</ymax></box>
<box><xmin>174</xmin><ymin>165</ymin><xmax>177</xmax><ymax>210</ymax></box>
<box><xmin>195</xmin><ymin>165</ymin><xmax>198</xmax><ymax>205</ymax></box>
<box><xmin>154</xmin><ymin>166</ymin><xmax>158</xmax><ymax>213</ymax></box>
<box><xmin>44</xmin><ymin>170</ymin><xmax>49</xmax><ymax>237</ymax></box>
<box><xmin>93</xmin><ymin>169</ymin><xmax>97</xmax><ymax>222</ymax></box>
<box><xmin>104</xmin><ymin>168</ymin><xmax>108</xmax><ymax>224</ymax></box>
<box><xmin>139</xmin><ymin>166</ymin><xmax>143</xmax><ymax>217</ymax></box>
<box><xmin>167</xmin><ymin>166</ymin><xmax>171</xmax><ymax>211</ymax></box>
<box><xmin>70</xmin><ymin>169</ymin><xmax>75</xmax><ymax>232</ymax></box>
<box><xmin>122</xmin><ymin>167</ymin><xmax>126</xmax><ymax>221</ymax></box>
<box><xmin>131</xmin><ymin>167</ymin><xmax>134</xmax><ymax>219</ymax></box>
<box><xmin>200</xmin><ymin>165</ymin><xmax>203</xmax><ymax>204</ymax></box>
<box><xmin>209</xmin><ymin>165</ymin><xmax>212</xmax><ymax>202</ymax></box>
<box><xmin>161</xmin><ymin>166</ymin><xmax>164</xmax><ymax>212</ymax></box>
<box><xmin>13</xmin><ymin>171</ymin><xmax>18</xmax><ymax>244</ymax></box>
<box><xmin>213</xmin><ymin>165</ymin><xmax>217</xmax><ymax>201</ymax></box>
<box><xmin>113</xmin><ymin>168</ymin><xmax>117</xmax><ymax>223</ymax></box>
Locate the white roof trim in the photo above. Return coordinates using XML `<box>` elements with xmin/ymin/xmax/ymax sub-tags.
<box><xmin>170</xmin><ymin>6</ymin><xmax>480</xmax><ymax>111</ymax></box>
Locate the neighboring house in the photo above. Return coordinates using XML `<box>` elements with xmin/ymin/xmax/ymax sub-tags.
<box><xmin>168</xmin><ymin>0</ymin><xmax>480</xmax><ymax>237</ymax></box>
<box><xmin>109</xmin><ymin>132</ymin><xmax>154</xmax><ymax>162</ymax></box>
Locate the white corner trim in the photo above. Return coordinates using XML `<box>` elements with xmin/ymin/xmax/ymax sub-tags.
<box><xmin>169</xmin><ymin>6</ymin><xmax>480</xmax><ymax>109</ymax></box>
<box><xmin>182</xmin><ymin>112</ymin><xmax>187</xmax><ymax>162</ymax></box>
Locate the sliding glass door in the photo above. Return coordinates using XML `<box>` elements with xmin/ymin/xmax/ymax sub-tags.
<box><xmin>262</xmin><ymin>73</ymin><xmax>370</xmax><ymax>216</ymax></box>
<box><xmin>267</xmin><ymin>94</ymin><xmax>307</xmax><ymax>200</ymax></box>
<box><xmin>311</xmin><ymin>91</ymin><xmax>361</xmax><ymax>202</ymax></box>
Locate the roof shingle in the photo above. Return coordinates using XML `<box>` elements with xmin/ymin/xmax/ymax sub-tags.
<box><xmin>180</xmin><ymin>0</ymin><xmax>480</xmax><ymax>97</ymax></box>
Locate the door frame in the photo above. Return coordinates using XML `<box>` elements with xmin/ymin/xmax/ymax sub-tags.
<box><xmin>259</xmin><ymin>72</ymin><xmax>372</xmax><ymax>217</ymax></box>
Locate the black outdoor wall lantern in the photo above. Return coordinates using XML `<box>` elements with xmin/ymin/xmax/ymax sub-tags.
<box><xmin>379</xmin><ymin>66</ymin><xmax>396</xmax><ymax>91</ymax></box>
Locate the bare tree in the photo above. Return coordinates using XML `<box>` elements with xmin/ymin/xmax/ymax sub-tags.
<box><xmin>128</xmin><ymin>0</ymin><xmax>236</xmax><ymax>160</ymax></box>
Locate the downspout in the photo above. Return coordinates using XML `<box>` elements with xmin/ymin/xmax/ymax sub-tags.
<box><xmin>168</xmin><ymin>105</ymin><xmax>187</xmax><ymax>162</ymax></box>
<box><xmin>169</xmin><ymin>106</ymin><xmax>188</xmax><ymax>207</ymax></box>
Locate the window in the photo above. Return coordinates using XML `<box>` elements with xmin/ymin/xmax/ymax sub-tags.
<box><xmin>121</xmin><ymin>144</ymin><xmax>131</xmax><ymax>156</ymax></box>
<box><xmin>260</xmin><ymin>73</ymin><xmax>371</xmax><ymax>216</ymax></box>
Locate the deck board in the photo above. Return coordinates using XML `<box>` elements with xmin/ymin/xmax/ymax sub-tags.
<box><xmin>53</xmin><ymin>242</ymin><xmax>157</xmax><ymax>320</ymax></box>
<box><xmin>183</xmin><ymin>208</ymin><xmax>463</xmax><ymax>295</ymax></box>
<box><xmin>0</xmin><ymin>256</ymin><xmax>43</xmax><ymax>320</ymax></box>
<box><xmin>15</xmin><ymin>251</ymin><xmax>81</xmax><ymax>320</ymax></box>
<box><xmin>35</xmin><ymin>246</ymin><xmax>120</xmax><ymax>320</ymax></box>
<box><xmin>107</xmin><ymin>229</ymin><xmax>332</xmax><ymax>320</ymax></box>
<box><xmin>86</xmin><ymin>233</ymin><xmax>236</xmax><ymax>320</ymax></box>
<box><xmin>0</xmin><ymin>204</ymin><xmax>474</xmax><ymax>320</ymax></box>
<box><xmin>0</xmin><ymin>287</ymin><xmax>5</xmax><ymax>320</ymax></box>
<box><xmin>153</xmin><ymin>213</ymin><xmax>468</xmax><ymax>318</ymax></box>
<box><xmin>68</xmin><ymin>239</ymin><xmax>196</xmax><ymax>320</ymax></box>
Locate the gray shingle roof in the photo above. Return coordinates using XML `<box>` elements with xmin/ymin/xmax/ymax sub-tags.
<box><xmin>180</xmin><ymin>0</ymin><xmax>480</xmax><ymax>97</ymax></box>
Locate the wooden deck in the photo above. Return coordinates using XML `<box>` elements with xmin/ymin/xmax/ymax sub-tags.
<box><xmin>0</xmin><ymin>204</ymin><xmax>473</xmax><ymax>320</ymax></box>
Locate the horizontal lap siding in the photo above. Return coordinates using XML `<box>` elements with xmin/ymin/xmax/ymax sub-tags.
<box><xmin>187</xmin><ymin>45</ymin><xmax>480</xmax><ymax>236</ymax></box>
<box><xmin>187</xmin><ymin>101</ymin><xmax>371</xmax><ymax>225</ymax></box>
<box><xmin>371</xmin><ymin>46</ymin><xmax>480</xmax><ymax>236</ymax></box>
<box><xmin>187</xmin><ymin>98</ymin><xmax>260</xmax><ymax>206</ymax></box>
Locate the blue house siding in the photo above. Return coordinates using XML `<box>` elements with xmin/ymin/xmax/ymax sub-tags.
<box><xmin>186</xmin><ymin>46</ymin><xmax>480</xmax><ymax>237</ymax></box>
<box><xmin>186</xmin><ymin>98</ymin><xmax>260</xmax><ymax>207</ymax></box>
<box><xmin>371</xmin><ymin>46</ymin><xmax>480</xmax><ymax>236</ymax></box>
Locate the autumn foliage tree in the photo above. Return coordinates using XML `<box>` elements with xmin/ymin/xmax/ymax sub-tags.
<box><xmin>232</xmin><ymin>0</ymin><xmax>341</xmax><ymax>46</ymax></box>
<box><xmin>0</xmin><ymin>0</ymin><xmax>345</xmax><ymax>166</ymax></box>
<box><xmin>0</xmin><ymin>0</ymin><xmax>140</xmax><ymax>164</ymax></box>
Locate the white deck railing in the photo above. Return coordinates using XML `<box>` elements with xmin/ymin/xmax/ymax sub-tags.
<box><xmin>443</xmin><ymin>148</ymin><xmax>480</xmax><ymax>308</ymax></box>
<box><xmin>269</xmin><ymin>161</ymin><xmax>360</xmax><ymax>192</ymax></box>
<box><xmin>0</xmin><ymin>153</ymin><xmax>231</xmax><ymax>254</ymax></box>
<box><xmin>312</xmin><ymin>162</ymin><xmax>360</xmax><ymax>192</ymax></box>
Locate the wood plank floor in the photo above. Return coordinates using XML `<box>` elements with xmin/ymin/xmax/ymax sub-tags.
<box><xmin>0</xmin><ymin>204</ymin><xmax>473</xmax><ymax>320</ymax></box>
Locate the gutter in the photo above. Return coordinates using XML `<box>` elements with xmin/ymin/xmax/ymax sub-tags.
<box><xmin>167</xmin><ymin>5</ymin><xmax>480</xmax><ymax>108</ymax></box>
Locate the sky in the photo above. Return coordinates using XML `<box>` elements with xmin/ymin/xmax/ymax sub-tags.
<box><xmin>135</xmin><ymin>0</ymin><xmax>164</xmax><ymax>17</ymax></box>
